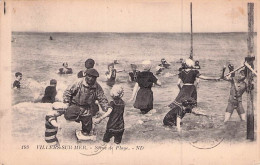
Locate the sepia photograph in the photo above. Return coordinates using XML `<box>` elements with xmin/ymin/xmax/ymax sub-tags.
<box><xmin>0</xmin><ymin>0</ymin><xmax>259</xmax><ymax>164</ymax></box>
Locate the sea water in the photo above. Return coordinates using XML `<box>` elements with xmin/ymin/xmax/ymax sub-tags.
<box><xmin>11</xmin><ymin>32</ymin><xmax>257</xmax><ymax>143</ymax></box>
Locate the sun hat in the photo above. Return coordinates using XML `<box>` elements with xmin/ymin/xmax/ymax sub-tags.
<box><xmin>110</xmin><ymin>85</ymin><xmax>124</xmax><ymax>98</ymax></box>
<box><xmin>142</xmin><ymin>60</ymin><xmax>152</xmax><ymax>71</ymax></box>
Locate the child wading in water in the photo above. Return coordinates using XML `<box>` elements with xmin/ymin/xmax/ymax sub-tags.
<box><xmin>222</xmin><ymin>64</ymin><xmax>248</xmax><ymax>122</ymax></box>
<box><xmin>42</xmin><ymin>79</ymin><xmax>57</xmax><ymax>103</ymax></box>
<box><xmin>130</xmin><ymin>60</ymin><xmax>161</xmax><ymax>114</ymax></box>
<box><xmin>45</xmin><ymin>102</ymin><xmax>66</xmax><ymax>146</ymax></box>
<box><xmin>94</xmin><ymin>85</ymin><xmax>125</xmax><ymax>144</ymax></box>
<box><xmin>13</xmin><ymin>72</ymin><xmax>22</xmax><ymax>89</ymax></box>
<box><xmin>128</xmin><ymin>64</ymin><xmax>140</xmax><ymax>82</ymax></box>
<box><xmin>105</xmin><ymin>63</ymin><xmax>124</xmax><ymax>87</ymax></box>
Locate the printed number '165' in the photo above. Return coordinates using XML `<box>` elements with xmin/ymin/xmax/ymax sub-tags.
<box><xmin>21</xmin><ymin>145</ymin><xmax>29</xmax><ymax>149</ymax></box>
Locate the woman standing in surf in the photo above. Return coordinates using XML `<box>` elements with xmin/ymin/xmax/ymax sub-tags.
<box><xmin>172</xmin><ymin>58</ymin><xmax>218</xmax><ymax>104</ymax></box>
<box><xmin>129</xmin><ymin>60</ymin><xmax>161</xmax><ymax>114</ymax></box>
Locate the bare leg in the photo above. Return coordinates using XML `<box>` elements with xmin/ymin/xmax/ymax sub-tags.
<box><xmin>225</xmin><ymin>102</ymin><xmax>234</xmax><ymax>123</ymax></box>
<box><xmin>239</xmin><ymin>113</ymin><xmax>246</xmax><ymax>121</ymax></box>
<box><xmin>237</xmin><ymin>103</ymin><xmax>246</xmax><ymax>122</ymax></box>
<box><xmin>224</xmin><ymin>112</ymin><xmax>232</xmax><ymax>122</ymax></box>
<box><xmin>177</xmin><ymin>117</ymin><xmax>181</xmax><ymax>132</ymax></box>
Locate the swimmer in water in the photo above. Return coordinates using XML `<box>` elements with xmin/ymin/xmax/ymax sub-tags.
<box><xmin>176</xmin><ymin>58</ymin><xmax>184</xmax><ymax>63</ymax></box>
<box><xmin>156</xmin><ymin>58</ymin><xmax>170</xmax><ymax>75</ymax></box>
<box><xmin>42</xmin><ymin>79</ymin><xmax>57</xmax><ymax>103</ymax></box>
<box><xmin>58</xmin><ymin>62</ymin><xmax>73</xmax><ymax>74</ymax></box>
<box><xmin>13</xmin><ymin>72</ymin><xmax>22</xmax><ymax>89</ymax></box>
<box><xmin>128</xmin><ymin>64</ymin><xmax>140</xmax><ymax>82</ymax></box>
<box><xmin>113</xmin><ymin>60</ymin><xmax>119</xmax><ymax>64</ymax></box>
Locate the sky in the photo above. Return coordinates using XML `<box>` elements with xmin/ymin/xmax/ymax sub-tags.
<box><xmin>11</xmin><ymin>0</ymin><xmax>257</xmax><ymax>32</ymax></box>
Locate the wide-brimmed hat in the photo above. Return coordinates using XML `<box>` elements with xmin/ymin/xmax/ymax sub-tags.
<box><xmin>185</xmin><ymin>59</ymin><xmax>194</xmax><ymax>68</ymax></box>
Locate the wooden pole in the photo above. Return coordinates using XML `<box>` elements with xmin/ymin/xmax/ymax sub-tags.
<box><xmin>223</xmin><ymin>65</ymin><xmax>245</xmax><ymax>77</ymax></box>
<box><xmin>246</xmin><ymin>3</ymin><xmax>255</xmax><ymax>140</ymax></box>
<box><xmin>244</xmin><ymin>62</ymin><xmax>257</xmax><ymax>76</ymax></box>
<box><xmin>189</xmin><ymin>2</ymin><xmax>193</xmax><ymax>60</ymax></box>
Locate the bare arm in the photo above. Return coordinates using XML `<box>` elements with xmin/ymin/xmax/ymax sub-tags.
<box><xmin>116</xmin><ymin>69</ymin><xmax>125</xmax><ymax>73</ymax></box>
<box><xmin>93</xmin><ymin>108</ymin><xmax>113</xmax><ymax>124</ymax></box>
<box><xmin>155</xmin><ymin>80</ymin><xmax>162</xmax><ymax>86</ymax></box>
<box><xmin>129</xmin><ymin>82</ymin><xmax>140</xmax><ymax>101</ymax></box>
<box><xmin>50</xmin><ymin>120</ymin><xmax>59</xmax><ymax>128</ymax></box>
<box><xmin>128</xmin><ymin>74</ymin><xmax>132</xmax><ymax>81</ymax></box>
<box><xmin>222</xmin><ymin>75</ymin><xmax>232</xmax><ymax>82</ymax></box>
<box><xmin>195</xmin><ymin>78</ymin><xmax>200</xmax><ymax>88</ymax></box>
<box><xmin>95</xmin><ymin>84</ymin><xmax>111</xmax><ymax>112</ymax></box>
<box><xmin>198</xmin><ymin>75</ymin><xmax>220</xmax><ymax>81</ymax></box>
<box><xmin>57</xmin><ymin>68</ymin><xmax>62</xmax><ymax>74</ymax></box>
<box><xmin>177</xmin><ymin>78</ymin><xmax>182</xmax><ymax>90</ymax></box>
<box><xmin>46</xmin><ymin>111</ymin><xmax>62</xmax><ymax>128</ymax></box>
<box><xmin>105</xmin><ymin>71</ymin><xmax>112</xmax><ymax>79</ymax></box>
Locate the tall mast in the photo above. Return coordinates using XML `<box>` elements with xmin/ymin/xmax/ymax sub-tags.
<box><xmin>189</xmin><ymin>2</ymin><xmax>193</xmax><ymax>60</ymax></box>
<box><xmin>246</xmin><ymin>3</ymin><xmax>255</xmax><ymax>140</ymax></box>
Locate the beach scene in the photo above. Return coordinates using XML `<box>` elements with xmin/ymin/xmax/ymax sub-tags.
<box><xmin>1</xmin><ymin>0</ymin><xmax>258</xmax><ymax>164</ymax></box>
<box><xmin>11</xmin><ymin>32</ymin><xmax>257</xmax><ymax>146</ymax></box>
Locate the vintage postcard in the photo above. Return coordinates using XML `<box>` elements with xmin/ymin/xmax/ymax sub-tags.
<box><xmin>0</xmin><ymin>0</ymin><xmax>260</xmax><ymax>164</ymax></box>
